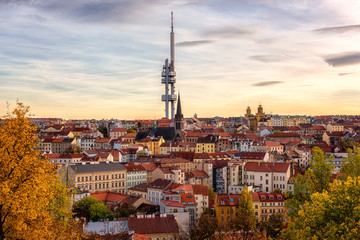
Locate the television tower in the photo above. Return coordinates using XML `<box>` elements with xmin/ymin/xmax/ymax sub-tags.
<box><xmin>161</xmin><ymin>12</ymin><xmax>177</xmax><ymax>119</ymax></box>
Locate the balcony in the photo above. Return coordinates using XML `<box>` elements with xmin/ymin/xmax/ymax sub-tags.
<box><xmin>162</xmin><ymin>94</ymin><xmax>177</xmax><ymax>101</ymax></box>
<box><xmin>161</xmin><ymin>77</ymin><xmax>176</xmax><ymax>84</ymax></box>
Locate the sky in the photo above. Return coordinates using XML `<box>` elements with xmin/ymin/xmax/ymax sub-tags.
<box><xmin>1</xmin><ymin>0</ymin><xmax>360</xmax><ymax>119</ymax></box>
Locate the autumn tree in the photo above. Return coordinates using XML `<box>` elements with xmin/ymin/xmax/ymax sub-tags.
<box><xmin>283</xmin><ymin>177</ymin><xmax>360</xmax><ymax>239</ymax></box>
<box><xmin>0</xmin><ymin>102</ymin><xmax>78</xmax><ymax>239</ymax></box>
<box><xmin>340</xmin><ymin>147</ymin><xmax>360</xmax><ymax>179</ymax></box>
<box><xmin>258</xmin><ymin>213</ymin><xmax>285</xmax><ymax>239</ymax></box>
<box><xmin>231</xmin><ymin>185</ymin><xmax>256</xmax><ymax>240</ymax></box>
<box><xmin>285</xmin><ymin>147</ymin><xmax>334</xmax><ymax>218</ymax></box>
<box><xmin>190</xmin><ymin>211</ymin><xmax>218</xmax><ymax>240</ymax></box>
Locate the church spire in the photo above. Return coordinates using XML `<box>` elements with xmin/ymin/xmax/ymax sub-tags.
<box><xmin>175</xmin><ymin>92</ymin><xmax>183</xmax><ymax>118</ymax></box>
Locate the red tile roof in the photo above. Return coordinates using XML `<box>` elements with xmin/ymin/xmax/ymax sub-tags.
<box><xmin>159</xmin><ymin>157</ymin><xmax>190</xmax><ymax>164</ymax></box>
<box><xmin>180</xmin><ymin>193</ymin><xmax>196</xmax><ymax>206</ymax></box>
<box><xmin>148</xmin><ymin>178</ymin><xmax>172</xmax><ymax>190</ymax></box>
<box><xmin>128</xmin><ymin>214</ymin><xmax>179</xmax><ymax>235</ymax></box>
<box><xmin>270</xmin><ymin>132</ymin><xmax>300</xmax><ymax>138</ymax></box>
<box><xmin>192</xmin><ymin>185</ymin><xmax>208</xmax><ymax>196</ymax></box>
<box><xmin>124</xmin><ymin>164</ymin><xmax>147</xmax><ymax>172</ymax></box>
<box><xmin>251</xmin><ymin>192</ymin><xmax>284</xmax><ymax>202</ymax></box>
<box><xmin>186</xmin><ymin>170</ymin><xmax>208</xmax><ymax>179</ymax></box>
<box><xmin>313</xmin><ymin>125</ymin><xmax>325</xmax><ymax>130</ymax></box>
<box><xmin>240</xmin><ymin>152</ymin><xmax>266</xmax><ymax>160</ymax></box>
<box><xmin>161</xmin><ymin>200</ymin><xmax>185</xmax><ymax>208</ymax></box>
<box><xmin>91</xmin><ymin>192</ymin><xmax>128</xmax><ymax>203</ymax></box>
<box><xmin>244</xmin><ymin>162</ymin><xmax>290</xmax><ymax>173</ymax></box>
<box><xmin>111</xmin><ymin>127</ymin><xmax>127</xmax><ymax>132</ymax></box>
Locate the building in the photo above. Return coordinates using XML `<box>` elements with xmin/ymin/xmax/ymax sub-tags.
<box><xmin>124</xmin><ymin>163</ymin><xmax>147</xmax><ymax>191</ymax></box>
<box><xmin>243</xmin><ymin>162</ymin><xmax>291</xmax><ymax>193</ymax></box>
<box><xmin>196</xmin><ymin>135</ymin><xmax>217</xmax><ymax>153</ymax></box>
<box><xmin>147</xmin><ymin>178</ymin><xmax>173</xmax><ymax>205</ymax></box>
<box><xmin>135</xmin><ymin>137</ymin><xmax>165</xmax><ymax>155</ymax></box>
<box><xmin>66</xmin><ymin>162</ymin><xmax>127</xmax><ymax>193</ymax></box>
<box><xmin>51</xmin><ymin>137</ymin><xmax>76</xmax><ymax>154</ymax></box>
<box><xmin>109</xmin><ymin>127</ymin><xmax>127</xmax><ymax>139</ymax></box>
<box><xmin>251</xmin><ymin>192</ymin><xmax>285</xmax><ymax>221</ymax></box>
<box><xmin>151</xmin><ymin>167</ymin><xmax>185</xmax><ymax>184</ymax></box>
<box><xmin>128</xmin><ymin>214</ymin><xmax>179</xmax><ymax>240</ymax></box>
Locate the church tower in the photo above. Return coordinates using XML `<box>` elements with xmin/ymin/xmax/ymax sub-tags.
<box><xmin>174</xmin><ymin>93</ymin><xmax>185</xmax><ymax>142</ymax></box>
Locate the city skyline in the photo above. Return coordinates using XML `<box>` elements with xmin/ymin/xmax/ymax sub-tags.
<box><xmin>1</xmin><ymin>0</ymin><xmax>360</xmax><ymax>119</ymax></box>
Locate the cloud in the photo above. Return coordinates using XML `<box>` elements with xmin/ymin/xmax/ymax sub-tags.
<box><xmin>334</xmin><ymin>90</ymin><xmax>360</xmax><ymax>98</ymax></box>
<box><xmin>176</xmin><ymin>40</ymin><xmax>214</xmax><ymax>47</ymax></box>
<box><xmin>253</xmin><ymin>81</ymin><xmax>283</xmax><ymax>87</ymax></box>
<box><xmin>26</xmin><ymin>14</ymin><xmax>47</xmax><ymax>23</ymax></box>
<box><xmin>324</xmin><ymin>52</ymin><xmax>360</xmax><ymax>67</ymax></box>
<box><xmin>248</xmin><ymin>54</ymin><xmax>290</xmax><ymax>63</ymax></box>
<box><xmin>203</xmin><ymin>25</ymin><xmax>253</xmax><ymax>38</ymax></box>
<box><xmin>314</xmin><ymin>24</ymin><xmax>360</xmax><ymax>34</ymax></box>
<box><xmin>338</xmin><ymin>72</ymin><xmax>355</xmax><ymax>76</ymax></box>
<box><xmin>2</xmin><ymin>0</ymin><xmax>165</xmax><ymax>24</ymax></box>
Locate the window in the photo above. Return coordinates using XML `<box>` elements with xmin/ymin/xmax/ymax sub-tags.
<box><xmin>221</xmin><ymin>209</ymin><xmax>224</xmax><ymax>214</ymax></box>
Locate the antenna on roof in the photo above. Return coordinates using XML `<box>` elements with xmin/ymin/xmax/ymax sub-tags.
<box><xmin>171</xmin><ymin>11</ymin><xmax>174</xmax><ymax>32</ymax></box>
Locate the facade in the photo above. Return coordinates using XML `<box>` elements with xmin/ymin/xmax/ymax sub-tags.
<box><xmin>151</xmin><ymin>167</ymin><xmax>185</xmax><ymax>184</ymax></box>
<box><xmin>109</xmin><ymin>127</ymin><xmax>127</xmax><ymax>139</ymax></box>
<box><xmin>51</xmin><ymin>137</ymin><xmax>76</xmax><ymax>154</ymax></box>
<box><xmin>124</xmin><ymin>164</ymin><xmax>147</xmax><ymax>191</ymax></box>
<box><xmin>251</xmin><ymin>192</ymin><xmax>285</xmax><ymax>221</ymax></box>
<box><xmin>80</xmin><ymin>137</ymin><xmax>96</xmax><ymax>150</ymax></box>
<box><xmin>66</xmin><ymin>162</ymin><xmax>127</xmax><ymax>193</ymax></box>
<box><xmin>196</xmin><ymin>135</ymin><xmax>217</xmax><ymax>153</ymax></box>
<box><xmin>147</xmin><ymin>178</ymin><xmax>173</xmax><ymax>205</ymax></box>
<box><xmin>243</xmin><ymin>162</ymin><xmax>291</xmax><ymax>193</ymax></box>
<box><xmin>135</xmin><ymin>137</ymin><xmax>165</xmax><ymax>155</ymax></box>
<box><xmin>94</xmin><ymin>137</ymin><xmax>111</xmax><ymax>149</ymax></box>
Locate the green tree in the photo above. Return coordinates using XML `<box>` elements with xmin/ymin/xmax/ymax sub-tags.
<box><xmin>285</xmin><ymin>147</ymin><xmax>334</xmax><ymax>218</ymax></box>
<box><xmin>230</xmin><ymin>185</ymin><xmax>256</xmax><ymax>239</ymax></box>
<box><xmin>0</xmin><ymin>102</ymin><xmax>79</xmax><ymax>239</ymax></box>
<box><xmin>340</xmin><ymin>147</ymin><xmax>360</xmax><ymax>179</ymax></box>
<box><xmin>283</xmin><ymin>177</ymin><xmax>360</xmax><ymax>239</ymax></box>
<box><xmin>258</xmin><ymin>213</ymin><xmax>284</xmax><ymax>239</ymax></box>
<box><xmin>113</xmin><ymin>203</ymin><xmax>137</xmax><ymax>218</ymax></box>
<box><xmin>65</xmin><ymin>144</ymin><xmax>83</xmax><ymax>154</ymax></box>
<box><xmin>98</xmin><ymin>126</ymin><xmax>108</xmax><ymax>137</ymax></box>
<box><xmin>89</xmin><ymin>202</ymin><xmax>112</xmax><ymax>222</ymax></box>
<box><xmin>73</xmin><ymin>196</ymin><xmax>99</xmax><ymax>221</ymax></box>
<box><xmin>126</xmin><ymin>128</ymin><xmax>136</xmax><ymax>133</ymax></box>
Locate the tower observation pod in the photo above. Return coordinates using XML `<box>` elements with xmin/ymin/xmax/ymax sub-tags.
<box><xmin>161</xmin><ymin>12</ymin><xmax>177</xmax><ymax>119</ymax></box>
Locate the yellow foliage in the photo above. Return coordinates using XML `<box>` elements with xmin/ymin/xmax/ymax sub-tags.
<box><xmin>0</xmin><ymin>102</ymin><xmax>80</xmax><ymax>239</ymax></box>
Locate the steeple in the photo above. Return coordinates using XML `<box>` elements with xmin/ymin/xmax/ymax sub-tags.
<box><xmin>175</xmin><ymin>92</ymin><xmax>183</xmax><ymax>118</ymax></box>
<box><xmin>174</xmin><ymin>92</ymin><xmax>185</xmax><ymax>142</ymax></box>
